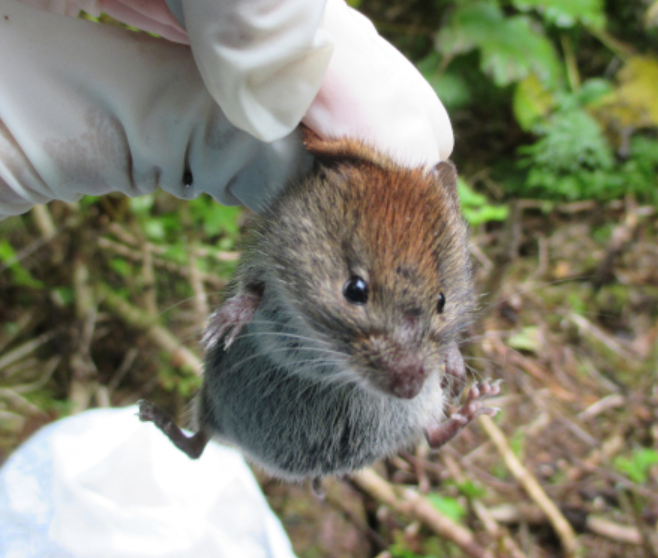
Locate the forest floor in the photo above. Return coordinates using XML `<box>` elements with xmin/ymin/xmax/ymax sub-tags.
<box><xmin>1</xmin><ymin>193</ymin><xmax>657</xmax><ymax>558</ymax></box>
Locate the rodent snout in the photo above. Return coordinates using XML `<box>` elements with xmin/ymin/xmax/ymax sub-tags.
<box><xmin>388</xmin><ymin>358</ymin><xmax>426</xmax><ymax>399</ymax></box>
<box><xmin>358</xmin><ymin>335</ymin><xmax>429</xmax><ymax>399</ymax></box>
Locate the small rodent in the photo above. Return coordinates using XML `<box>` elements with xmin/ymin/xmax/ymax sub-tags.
<box><xmin>139</xmin><ymin>128</ymin><xmax>500</xmax><ymax>486</ymax></box>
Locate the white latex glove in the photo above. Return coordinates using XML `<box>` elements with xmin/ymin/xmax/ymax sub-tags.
<box><xmin>172</xmin><ymin>0</ymin><xmax>454</xmax><ymax>166</ymax></box>
<box><xmin>0</xmin><ymin>0</ymin><xmax>312</xmax><ymax>217</ymax></box>
<box><xmin>0</xmin><ymin>0</ymin><xmax>453</xmax><ymax>220</ymax></box>
<box><xmin>0</xmin><ymin>406</ymin><xmax>297</xmax><ymax>558</ymax></box>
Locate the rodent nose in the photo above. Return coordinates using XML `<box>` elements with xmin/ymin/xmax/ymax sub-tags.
<box><xmin>389</xmin><ymin>360</ymin><xmax>426</xmax><ymax>399</ymax></box>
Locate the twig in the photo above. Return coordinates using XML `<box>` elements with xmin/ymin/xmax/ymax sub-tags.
<box><xmin>10</xmin><ymin>356</ymin><xmax>60</xmax><ymax>393</ymax></box>
<box><xmin>98</xmin><ymin>237</ymin><xmax>226</xmax><ymax>289</ymax></box>
<box><xmin>31</xmin><ymin>204</ymin><xmax>57</xmax><ymax>239</ymax></box>
<box><xmin>568</xmin><ymin>313</ymin><xmax>639</xmax><ymax>361</ymax></box>
<box><xmin>352</xmin><ymin>468</ymin><xmax>494</xmax><ymax>558</ymax></box>
<box><xmin>578</xmin><ymin>394</ymin><xmax>626</xmax><ymax>420</ymax></box>
<box><xmin>0</xmin><ymin>312</ymin><xmax>33</xmax><ymax>354</ymax></box>
<box><xmin>0</xmin><ymin>331</ymin><xmax>56</xmax><ymax>374</ymax></box>
<box><xmin>139</xmin><ymin>233</ymin><xmax>158</xmax><ymax>317</ymax></box>
<box><xmin>69</xmin><ymin>258</ymin><xmax>99</xmax><ymax>414</ymax></box>
<box><xmin>618</xmin><ymin>488</ymin><xmax>658</xmax><ymax>558</ymax></box>
<box><xmin>325</xmin><ymin>478</ymin><xmax>388</xmax><ymax>551</ymax></box>
<box><xmin>586</xmin><ymin>516</ymin><xmax>642</xmax><ymax>546</ymax></box>
<box><xmin>488</xmin><ymin>504</ymin><xmax>643</xmax><ymax>545</ymax></box>
<box><xmin>106</xmin><ymin>347</ymin><xmax>139</xmax><ymax>394</ymax></box>
<box><xmin>490</xmin><ymin>337</ymin><xmax>576</xmax><ymax>402</ymax></box>
<box><xmin>108</xmin><ymin>222</ymin><xmax>240</xmax><ymax>261</ymax></box>
<box><xmin>442</xmin><ymin>454</ymin><xmax>527</xmax><ymax>558</ymax></box>
<box><xmin>560</xmin><ymin>34</ymin><xmax>581</xmax><ymax>91</ymax></box>
<box><xmin>478</xmin><ymin>415</ymin><xmax>581</xmax><ymax>558</ymax></box>
<box><xmin>0</xmin><ymin>409</ymin><xmax>25</xmax><ymax>433</ymax></box>
<box><xmin>97</xmin><ymin>283</ymin><xmax>202</xmax><ymax>375</ymax></box>
<box><xmin>0</xmin><ymin>388</ymin><xmax>42</xmax><ymax>415</ymax></box>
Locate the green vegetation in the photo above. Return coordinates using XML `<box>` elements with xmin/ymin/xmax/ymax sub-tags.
<box><xmin>387</xmin><ymin>0</ymin><xmax>658</xmax><ymax>204</ymax></box>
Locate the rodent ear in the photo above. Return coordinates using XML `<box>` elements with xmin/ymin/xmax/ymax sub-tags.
<box><xmin>301</xmin><ymin>124</ymin><xmax>344</xmax><ymax>162</ymax></box>
<box><xmin>300</xmin><ymin>125</ymin><xmax>324</xmax><ymax>153</ymax></box>
<box><xmin>300</xmin><ymin>124</ymin><xmax>396</xmax><ymax>170</ymax></box>
<box><xmin>434</xmin><ymin>160</ymin><xmax>460</xmax><ymax>204</ymax></box>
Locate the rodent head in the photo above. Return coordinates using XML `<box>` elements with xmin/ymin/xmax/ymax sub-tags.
<box><xmin>257</xmin><ymin>130</ymin><xmax>475</xmax><ymax>400</ymax></box>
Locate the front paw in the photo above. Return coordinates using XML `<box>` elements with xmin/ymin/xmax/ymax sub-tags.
<box><xmin>202</xmin><ymin>289</ymin><xmax>262</xmax><ymax>350</ymax></box>
<box><xmin>440</xmin><ymin>342</ymin><xmax>467</xmax><ymax>401</ymax></box>
<box><xmin>454</xmin><ymin>379</ymin><xmax>502</xmax><ymax>423</ymax></box>
<box><xmin>426</xmin><ymin>379</ymin><xmax>502</xmax><ymax>449</ymax></box>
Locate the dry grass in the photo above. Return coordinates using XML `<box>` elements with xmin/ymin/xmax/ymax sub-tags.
<box><xmin>1</xmin><ymin>194</ymin><xmax>656</xmax><ymax>558</ymax></box>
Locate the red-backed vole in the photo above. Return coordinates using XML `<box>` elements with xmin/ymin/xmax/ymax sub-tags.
<box><xmin>139</xmin><ymin>129</ymin><xmax>500</xmax><ymax>485</ymax></box>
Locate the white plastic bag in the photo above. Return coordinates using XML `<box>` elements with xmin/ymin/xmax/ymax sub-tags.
<box><xmin>0</xmin><ymin>406</ymin><xmax>297</xmax><ymax>558</ymax></box>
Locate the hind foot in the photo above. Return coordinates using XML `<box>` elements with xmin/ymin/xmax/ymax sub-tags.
<box><xmin>137</xmin><ymin>400</ymin><xmax>210</xmax><ymax>459</ymax></box>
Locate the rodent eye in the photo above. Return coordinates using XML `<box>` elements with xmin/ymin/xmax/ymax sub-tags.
<box><xmin>343</xmin><ymin>276</ymin><xmax>369</xmax><ymax>305</ymax></box>
<box><xmin>436</xmin><ymin>293</ymin><xmax>446</xmax><ymax>314</ymax></box>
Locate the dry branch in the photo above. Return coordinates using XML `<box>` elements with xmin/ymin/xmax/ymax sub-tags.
<box><xmin>98</xmin><ymin>236</ymin><xmax>226</xmax><ymax>289</ymax></box>
<box><xmin>69</xmin><ymin>259</ymin><xmax>99</xmax><ymax>414</ymax></box>
<box><xmin>489</xmin><ymin>503</ymin><xmax>643</xmax><ymax>546</ymax></box>
<box><xmin>352</xmin><ymin>467</ymin><xmax>495</xmax><ymax>558</ymax></box>
<box><xmin>0</xmin><ymin>331</ymin><xmax>56</xmax><ymax>375</ymax></box>
<box><xmin>442</xmin><ymin>454</ymin><xmax>527</xmax><ymax>558</ymax></box>
<box><xmin>97</xmin><ymin>283</ymin><xmax>202</xmax><ymax>375</ymax></box>
<box><xmin>478</xmin><ymin>415</ymin><xmax>581</xmax><ymax>558</ymax></box>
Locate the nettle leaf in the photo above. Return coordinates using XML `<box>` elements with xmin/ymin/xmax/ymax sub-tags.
<box><xmin>513</xmin><ymin>74</ymin><xmax>556</xmax><ymax>130</ymax></box>
<box><xmin>418</xmin><ymin>53</ymin><xmax>473</xmax><ymax>109</ymax></box>
<box><xmin>576</xmin><ymin>78</ymin><xmax>614</xmax><ymax>106</ymax></box>
<box><xmin>520</xmin><ymin>107</ymin><xmax>613</xmax><ymax>172</ymax></box>
<box><xmin>598</xmin><ymin>56</ymin><xmax>658</xmax><ymax>130</ymax></box>
<box><xmin>436</xmin><ymin>1</ymin><xmax>561</xmax><ymax>86</ymax></box>
<box><xmin>513</xmin><ymin>0</ymin><xmax>606</xmax><ymax>29</ymax></box>
<box><xmin>436</xmin><ymin>1</ymin><xmax>502</xmax><ymax>56</ymax></box>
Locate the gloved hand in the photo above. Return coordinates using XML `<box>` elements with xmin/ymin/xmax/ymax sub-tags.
<box><xmin>0</xmin><ymin>406</ymin><xmax>297</xmax><ymax>558</ymax></box>
<box><xmin>0</xmin><ymin>0</ymin><xmax>453</xmax><ymax>220</ymax></box>
<box><xmin>174</xmin><ymin>0</ymin><xmax>454</xmax><ymax>166</ymax></box>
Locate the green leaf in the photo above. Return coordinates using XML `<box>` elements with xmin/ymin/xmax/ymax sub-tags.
<box><xmin>577</xmin><ymin>78</ymin><xmax>614</xmax><ymax>106</ymax></box>
<box><xmin>418</xmin><ymin>54</ymin><xmax>473</xmax><ymax>109</ymax></box>
<box><xmin>128</xmin><ymin>194</ymin><xmax>155</xmax><ymax>215</ymax></box>
<box><xmin>508</xmin><ymin>326</ymin><xmax>542</xmax><ymax>353</ymax></box>
<box><xmin>600</xmin><ymin>56</ymin><xmax>658</xmax><ymax>129</ymax></box>
<box><xmin>436</xmin><ymin>2</ymin><xmax>562</xmax><ymax>87</ymax></box>
<box><xmin>0</xmin><ymin>239</ymin><xmax>43</xmax><ymax>289</ymax></box>
<box><xmin>79</xmin><ymin>195</ymin><xmax>102</xmax><ymax>209</ymax></box>
<box><xmin>143</xmin><ymin>219</ymin><xmax>166</xmax><ymax>241</ymax></box>
<box><xmin>52</xmin><ymin>287</ymin><xmax>75</xmax><ymax>307</ymax></box>
<box><xmin>162</xmin><ymin>243</ymin><xmax>188</xmax><ymax>265</ymax></box>
<box><xmin>189</xmin><ymin>195</ymin><xmax>242</xmax><ymax>238</ymax></box>
<box><xmin>614</xmin><ymin>448</ymin><xmax>658</xmax><ymax>484</ymax></box>
<box><xmin>427</xmin><ymin>494</ymin><xmax>466</xmax><ymax>523</ymax></box>
<box><xmin>109</xmin><ymin>258</ymin><xmax>131</xmax><ymax>278</ymax></box>
<box><xmin>513</xmin><ymin>74</ymin><xmax>556</xmax><ymax>130</ymax></box>
<box><xmin>201</xmin><ymin>205</ymin><xmax>241</xmax><ymax>237</ymax></box>
<box><xmin>520</xmin><ymin>107</ymin><xmax>613</xmax><ymax>173</ymax></box>
<box><xmin>513</xmin><ymin>0</ymin><xmax>606</xmax><ymax>29</ymax></box>
<box><xmin>456</xmin><ymin>480</ymin><xmax>487</xmax><ymax>499</ymax></box>
<box><xmin>458</xmin><ymin>179</ymin><xmax>509</xmax><ymax>225</ymax></box>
